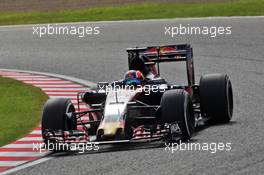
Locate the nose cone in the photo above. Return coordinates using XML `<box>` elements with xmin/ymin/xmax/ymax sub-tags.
<box><xmin>104</xmin><ymin>123</ymin><xmax>118</xmax><ymax>136</ymax></box>
<box><xmin>97</xmin><ymin>122</ymin><xmax>123</xmax><ymax>140</ymax></box>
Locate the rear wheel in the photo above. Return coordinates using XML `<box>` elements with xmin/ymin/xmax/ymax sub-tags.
<box><xmin>199</xmin><ymin>74</ymin><xmax>233</xmax><ymax>123</ymax></box>
<box><xmin>161</xmin><ymin>89</ymin><xmax>195</xmax><ymax>140</ymax></box>
<box><xmin>42</xmin><ymin>98</ymin><xmax>77</xmax><ymax>148</ymax></box>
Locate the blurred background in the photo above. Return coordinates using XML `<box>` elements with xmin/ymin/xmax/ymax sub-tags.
<box><xmin>0</xmin><ymin>0</ymin><xmax>236</xmax><ymax>12</ymax></box>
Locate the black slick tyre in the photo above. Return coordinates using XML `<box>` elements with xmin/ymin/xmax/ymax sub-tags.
<box><xmin>199</xmin><ymin>74</ymin><xmax>233</xmax><ymax>123</ymax></box>
<box><xmin>41</xmin><ymin>98</ymin><xmax>77</xmax><ymax>140</ymax></box>
<box><xmin>161</xmin><ymin>89</ymin><xmax>195</xmax><ymax>140</ymax></box>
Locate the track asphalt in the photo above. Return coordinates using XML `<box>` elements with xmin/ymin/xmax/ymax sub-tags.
<box><xmin>0</xmin><ymin>17</ymin><xmax>264</xmax><ymax>175</ymax></box>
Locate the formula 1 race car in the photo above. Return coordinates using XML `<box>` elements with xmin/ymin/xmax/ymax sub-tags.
<box><xmin>41</xmin><ymin>44</ymin><xmax>233</xmax><ymax>150</ymax></box>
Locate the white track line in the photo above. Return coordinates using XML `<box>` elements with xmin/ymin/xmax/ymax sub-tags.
<box><xmin>2</xmin><ymin>144</ymin><xmax>36</xmax><ymax>149</ymax></box>
<box><xmin>42</xmin><ymin>88</ymin><xmax>87</xmax><ymax>91</ymax></box>
<box><xmin>23</xmin><ymin>81</ymin><xmax>73</xmax><ymax>84</ymax></box>
<box><xmin>0</xmin><ymin>161</ymin><xmax>27</xmax><ymax>167</ymax></box>
<box><xmin>18</xmin><ymin>137</ymin><xmax>43</xmax><ymax>141</ymax></box>
<box><xmin>30</xmin><ymin>130</ymin><xmax>41</xmax><ymax>135</ymax></box>
<box><xmin>14</xmin><ymin>78</ymin><xmax>61</xmax><ymax>81</ymax></box>
<box><xmin>45</xmin><ymin>91</ymin><xmax>81</xmax><ymax>94</ymax></box>
<box><xmin>0</xmin><ymin>157</ymin><xmax>52</xmax><ymax>175</ymax></box>
<box><xmin>3</xmin><ymin>75</ymin><xmax>48</xmax><ymax>78</ymax></box>
<box><xmin>34</xmin><ymin>84</ymin><xmax>84</xmax><ymax>88</ymax></box>
<box><xmin>48</xmin><ymin>95</ymin><xmax>77</xmax><ymax>98</ymax></box>
<box><xmin>0</xmin><ymin>152</ymin><xmax>47</xmax><ymax>157</ymax></box>
<box><xmin>0</xmin><ymin>73</ymin><xmax>31</xmax><ymax>76</ymax></box>
<box><xmin>0</xmin><ymin>16</ymin><xmax>263</xmax><ymax>29</ymax></box>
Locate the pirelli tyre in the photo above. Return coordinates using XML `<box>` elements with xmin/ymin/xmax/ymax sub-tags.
<box><xmin>41</xmin><ymin>98</ymin><xmax>77</xmax><ymax>141</ymax></box>
<box><xmin>161</xmin><ymin>89</ymin><xmax>195</xmax><ymax>140</ymax></box>
<box><xmin>199</xmin><ymin>74</ymin><xmax>233</xmax><ymax>123</ymax></box>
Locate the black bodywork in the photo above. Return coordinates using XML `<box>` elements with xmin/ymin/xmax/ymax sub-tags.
<box><xmin>42</xmin><ymin>44</ymin><xmax>233</xmax><ymax>147</ymax></box>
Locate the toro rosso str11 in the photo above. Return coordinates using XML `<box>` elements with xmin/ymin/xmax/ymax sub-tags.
<box><xmin>41</xmin><ymin>44</ymin><xmax>233</xmax><ymax>150</ymax></box>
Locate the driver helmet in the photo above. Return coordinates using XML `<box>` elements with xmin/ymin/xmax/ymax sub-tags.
<box><xmin>124</xmin><ymin>70</ymin><xmax>145</xmax><ymax>86</ymax></box>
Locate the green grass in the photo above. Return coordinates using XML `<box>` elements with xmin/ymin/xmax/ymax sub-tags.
<box><xmin>0</xmin><ymin>77</ymin><xmax>48</xmax><ymax>146</ymax></box>
<box><xmin>0</xmin><ymin>0</ymin><xmax>263</xmax><ymax>25</ymax></box>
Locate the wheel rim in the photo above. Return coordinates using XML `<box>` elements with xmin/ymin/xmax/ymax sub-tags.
<box><xmin>183</xmin><ymin>94</ymin><xmax>191</xmax><ymax>137</ymax></box>
<box><xmin>183</xmin><ymin>93</ymin><xmax>194</xmax><ymax>138</ymax></box>
<box><xmin>226</xmin><ymin>79</ymin><xmax>233</xmax><ymax>120</ymax></box>
<box><xmin>65</xmin><ymin>102</ymin><xmax>75</xmax><ymax>130</ymax></box>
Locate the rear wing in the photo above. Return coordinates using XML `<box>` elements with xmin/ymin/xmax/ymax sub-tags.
<box><xmin>126</xmin><ymin>44</ymin><xmax>195</xmax><ymax>85</ymax></box>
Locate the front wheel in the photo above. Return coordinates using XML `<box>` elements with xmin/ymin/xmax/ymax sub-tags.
<box><xmin>41</xmin><ymin>98</ymin><xmax>77</xmax><ymax>141</ymax></box>
<box><xmin>160</xmin><ymin>89</ymin><xmax>195</xmax><ymax>141</ymax></box>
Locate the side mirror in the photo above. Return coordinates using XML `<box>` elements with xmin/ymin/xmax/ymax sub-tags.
<box><xmin>82</xmin><ymin>91</ymin><xmax>106</xmax><ymax>104</ymax></box>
